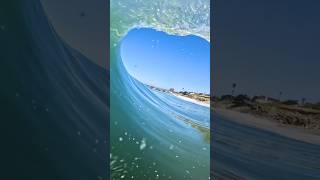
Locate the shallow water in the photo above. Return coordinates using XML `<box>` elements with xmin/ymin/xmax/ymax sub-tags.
<box><xmin>212</xmin><ymin>113</ymin><xmax>320</xmax><ymax>180</ymax></box>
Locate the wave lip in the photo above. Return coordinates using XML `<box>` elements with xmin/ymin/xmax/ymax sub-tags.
<box><xmin>111</xmin><ymin>0</ymin><xmax>210</xmax><ymax>42</ymax></box>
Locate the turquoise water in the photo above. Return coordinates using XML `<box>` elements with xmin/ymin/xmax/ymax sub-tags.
<box><xmin>110</xmin><ymin>46</ymin><xmax>210</xmax><ymax>179</ymax></box>
<box><xmin>110</xmin><ymin>0</ymin><xmax>210</xmax><ymax>179</ymax></box>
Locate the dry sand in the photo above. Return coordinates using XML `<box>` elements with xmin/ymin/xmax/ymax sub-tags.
<box><xmin>174</xmin><ymin>94</ymin><xmax>210</xmax><ymax>108</ymax></box>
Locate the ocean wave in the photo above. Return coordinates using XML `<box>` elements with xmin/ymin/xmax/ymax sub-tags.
<box><xmin>110</xmin><ymin>0</ymin><xmax>210</xmax><ymax>179</ymax></box>
<box><xmin>9</xmin><ymin>0</ymin><xmax>109</xmax><ymax>179</ymax></box>
<box><xmin>111</xmin><ymin>0</ymin><xmax>210</xmax><ymax>42</ymax></box>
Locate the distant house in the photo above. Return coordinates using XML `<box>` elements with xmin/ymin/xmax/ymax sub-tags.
<box><xmin>169</xmin><ymin>88</ymin><xmax>175</xmax><ymax>92</ymax></box>
<box><xmin>253</xmin><ymin>96</ymin><xmax>279</xmax><ymax>103</ymax></box>
<box><xmin>266</xmin><ymin>97</ymin><xmax>279</xmax><ymax>103</ymax></box>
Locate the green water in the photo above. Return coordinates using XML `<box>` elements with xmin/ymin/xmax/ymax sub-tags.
<box><xmin>110</xmin><ymin>0</ymin><xmax>210</xmax><ymax>179</ymax></box>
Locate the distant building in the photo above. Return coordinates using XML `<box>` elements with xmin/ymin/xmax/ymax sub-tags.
<box><xmin>253</xmin><ymin>96</ymin><xmax>279</xmax><ymax>103</ymax></box>
<box><xmin>169</xmin><ymin>88</ymin><xmax>175</xmax><ymax>92</ymax></box>
<box><xmin>266</xmin><ymin>97</ymin><xmax>279</xmax><ymax>103</ymax></box>
<box><xmin>252</xmin><ymin>96</ymin><xmax>268</xmax><ymax>103</ymax></box>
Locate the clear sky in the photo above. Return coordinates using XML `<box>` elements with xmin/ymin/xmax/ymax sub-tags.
<box><xmin>214</xmin><ymin>0</ymin><xmax>320</xmax><ymax>102</ymax></box>
<box><xmin>121</xmin><ymin>28</ymin><xmax>210</xmax><ymax>94</ymax></box>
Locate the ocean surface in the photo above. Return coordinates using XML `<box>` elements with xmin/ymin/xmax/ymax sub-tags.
<box><xmin>110</xmin><ymin>85</ymin><xmax>210</xmax><ymax>179</ymax></box>
<box><xmin>212</xmin><ymin>113</ymin><xmax>320</xmax><ymax>180</ymax></box>
<box><xmin>2</xmin><ymin>0</ymin><xmax>108</xmax><ymax>179</ymax></box>
<box><xmin>110</xmin><ymin>0</ymin><xmax>211</xmax><ymax>179</ymax></box>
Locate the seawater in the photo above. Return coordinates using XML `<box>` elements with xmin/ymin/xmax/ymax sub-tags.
<box><xmin>110</xmin><ymin>0</ymin><xmax>210</xmax><ymax>179</ymax></box>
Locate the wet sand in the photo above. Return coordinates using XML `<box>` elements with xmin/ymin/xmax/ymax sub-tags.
<box><xmin>212</xmin><ymin>112</ymin><xmax>320</xmax><ymax>179</ymax></box>
<box><xmin>214</xmin><ymin>107</ymin><xmax>320</xmax><ymax>145</ymax></box>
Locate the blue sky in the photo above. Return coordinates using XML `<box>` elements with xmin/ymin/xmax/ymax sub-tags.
<box><xmin>121</xmin><ymin>28</ymin><xmax>210</xmax><ymax>93</ymax></box>
<box><xmin>214</xmin><ymin>0</ymin><xmax>320</xmax><ymax>102</ymax></box>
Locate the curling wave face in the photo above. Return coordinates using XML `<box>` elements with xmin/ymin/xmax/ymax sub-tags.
<box><xmin>110</xmin><ymin>0</ymin><xmax>210</xmax><ymax>42</ymax></box>
<box><xmin>3</xmin><ymin>0</ymin><xmax>108</xmax><ymax>179</ymax></box>
<box><xmin>110</xmin><ymin>0</ymin><xmax>210</xmax><ymax>179</ymax></box>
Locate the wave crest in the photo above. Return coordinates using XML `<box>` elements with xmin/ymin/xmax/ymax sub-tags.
<box><xmin>111</xmin><ymin>0</ymin><xmax>210</xmax><ymax>41</ymax></box>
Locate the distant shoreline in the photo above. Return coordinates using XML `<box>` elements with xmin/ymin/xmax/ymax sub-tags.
<box><xmin>146</xmin><ymin>84</ymin><xmax>210</xmax><ymax>107</ymax></box>
<box><xmin>173</xmin><ymin>93</ymin><xmax>210</xmax><ymax>108</ymax></box>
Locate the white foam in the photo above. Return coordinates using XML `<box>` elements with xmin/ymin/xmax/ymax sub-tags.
<box><xmin>174</xmin><ymin>94</ymin><xmax>210</xmax><ymax>108</ymax></box>
<box><xmin>111</xmin><ymin>0</ymin><xmax>210</xmax><ymax>42</ymax></box>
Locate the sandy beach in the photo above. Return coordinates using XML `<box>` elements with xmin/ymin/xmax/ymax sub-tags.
<box><xmin>214</xmin><ymin>107</ymin><xmax>320</xmax><ymax>145</ymax></box>
<box><xmin>174</xmin><ymin>94</ymin><xmax>210</xmax><ymax>108</ymax></box>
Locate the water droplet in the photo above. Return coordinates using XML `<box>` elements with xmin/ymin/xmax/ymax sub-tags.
<box><xmin>140</xmin><ymin>138</ymin><xmax>146</xmax><ymax>150</ymax></box>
